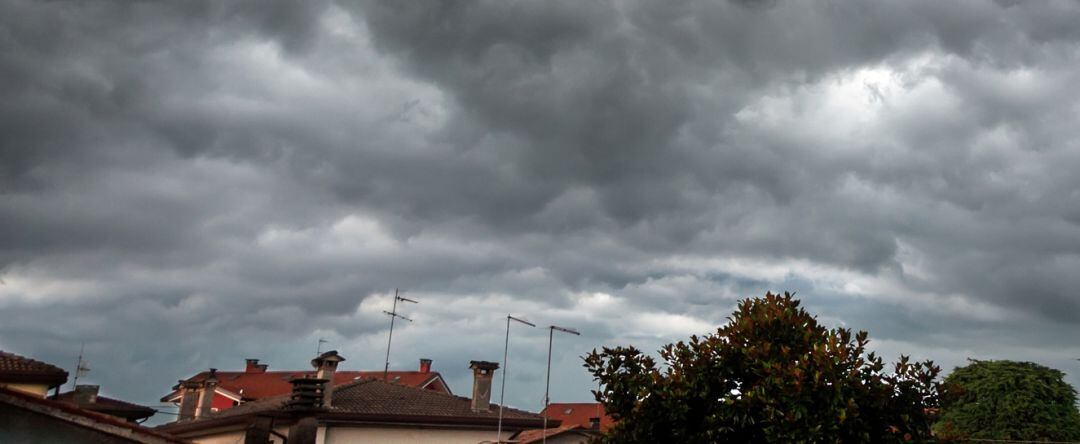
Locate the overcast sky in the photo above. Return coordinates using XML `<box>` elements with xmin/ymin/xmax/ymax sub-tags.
<box><xmin>3</xmin><ymin>0</ymin><xmax>1080</xmax><ymax>422</ymax></box>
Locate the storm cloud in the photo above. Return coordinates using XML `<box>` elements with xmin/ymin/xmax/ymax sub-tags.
<box><xmin>2</xmin><ymin>0</ymin><xmax>1080</xmax><ymax>419</ymax></box>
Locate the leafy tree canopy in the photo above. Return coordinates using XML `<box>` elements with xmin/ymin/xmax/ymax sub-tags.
<box><xmin>584</xmin><ymin>292</ymin><xmax>940</xmax><ymax>443</ymax></box>
<box><xmin>935</xmin><ymin>359</ymin><xmax>1080</xmax><ymax>442</ymax></box>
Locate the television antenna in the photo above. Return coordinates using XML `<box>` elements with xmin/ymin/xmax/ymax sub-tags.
<box><xmin>71</xmin><ymin>343</ymin><xmax>90</xmax><ymax>389</ymax></box>
<box><xmin>497</xmin><ymin>314</ymin><xmax>536</xmax><ymax>441</ymax></box>
<box><xmin>543</xmin><ymin>325</ymin><xmax>580</xmax><ymax>444</ymax></box>
<box><xmin>383</xmin><ymin>289</ymin><xmax>418</xmax><ymax>380</ymax></box>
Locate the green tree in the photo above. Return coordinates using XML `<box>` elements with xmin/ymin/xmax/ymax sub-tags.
<box><xmin>584</xmin><ymin>292</ymin><xmax>940</xmax><ymax>443</ymax></box>
<box><xmin>934</xmin><ymin>359</ymin><xmax>1080</xmax><ymax>441</ymax></box>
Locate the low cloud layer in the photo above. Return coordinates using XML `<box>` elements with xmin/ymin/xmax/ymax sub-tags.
<box><xmin>2</xmin><ymin>0</ymin><xmax>1080</xmax><ymax>419</ymax></box>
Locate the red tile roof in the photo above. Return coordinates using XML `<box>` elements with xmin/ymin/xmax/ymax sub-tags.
<box><xmin>164</xmin><ymin>370</ymin><xmax>446</xmax><ymax>402</ymax></box>
<box><xmin>541</xmin><ymin>402</ymin><xmax>614</xmax><ymax>431</ymax></box>
<box><xmin>514</xmin><ymin>424</ymin><xmax>593</xmax><ymax>444</ymax></box>
<box><xmin>0</xmin><ymin>350</ymin><xmax>69</xmax><ymax>386</ymax></box>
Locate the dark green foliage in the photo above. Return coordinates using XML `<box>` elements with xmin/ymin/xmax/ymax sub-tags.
<box><xmin>934</xmin><ymin>359</ymin><xmax>1080</xmax><ymax>441</ymax></box>
<box><xmin>584</xmin><ymin>292</ymin><xmax>940</xmax><ymax>443</ymax></box>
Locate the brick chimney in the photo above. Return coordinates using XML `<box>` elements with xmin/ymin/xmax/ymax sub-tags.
<box><xmin>419</xmin><ymin>358</ymin><xmax>432</xmax><ymax>373</ymax></box>
<box><xmin>245</xmin><ymin>358</ymin><xmax>267</xmax><ymax>374</ymax></box>
<box><xmin>468</xmin><ymin>361</ymin><xmax>499</xmax><ymax>412</ymax></box>
<box><xmin>196</xmin><ymin>368</ymin><xmax>218</xmax><ymax>419</ymax></box>
<box><xmin>73</xmin><ymin>385</ymin><xmax>99</xmax><ymax>405</ymax></box>
<box><xmin>177</xmin><ymin>380</ymin><xmax>201</xmax><ymax>421</ymax></box>
<box><xmin>310</xmin><ymin>351</ymin><xmax>345</xmax><ymax>408</ymax></box>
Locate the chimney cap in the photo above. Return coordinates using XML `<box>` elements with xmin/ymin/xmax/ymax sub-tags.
<box><xmin>469</xmin><ymin>360</ymin><xmax>499</xmax><ymax>371</ymax></box>
<box><xmin>311</xmin><ymin>350</ymin><xmax>346</xmax><ymax>368</ymax></box>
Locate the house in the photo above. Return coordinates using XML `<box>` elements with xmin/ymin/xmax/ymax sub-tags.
<box><xmin>512</xmin><ymin>402</ymin><xmax>614</xmax><ymax>444</ymax></box>
<box><xmin>157</xmin><ymin>352</ymin><xmax>552</xmax><ymax>444</ymax></box>
<box><xmin>160</xmin><ymin>357</ymin><xmax>451</xmax><ymax>413</ymax></box>
<box><xmin>0</xmin><ymin>385</ymin><xmax>187</xmax><ymax>444</ymax></box>
<box><xmin>52</xmin><ymin>384</ymin><xmax>157</xmax><ymax>423</ymax></box>
<box><xmin>0</xmin><ymin>350</ymin><xmax>69</xmax><ymax>398</ymax></box>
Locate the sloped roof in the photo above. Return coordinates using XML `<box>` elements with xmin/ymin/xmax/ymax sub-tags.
<box><xmin>514</xmin><ymin>424</ymin><xmax>593</xmax><ymax>444</ymax></box>
<box><xmin>541</xmin><ymin>402</ymin><xmax>614</xmax><ymax>430</ymax></box>
<box><xmin>164</xmin><ymin>370</ymin><xmax>446</xmax><ymax>402</ymax></box>
<box><xmin>52</xmin><ymin>390</ymin><xmax>156</xmax><ymax>421</ymax></box>
<box><xmin>331</xmin><ymin>378</ymin><xmax>539</xmax><ymax>421</ymax></box>
<box><xmin>158</xmin><ymin>378</ymin><xmax>548</xmax><ymax>433</ymax></box>
<box><xmin>0</xmin><ymin>386</ymin><xmax>187</xmax><ymax>444</ymax></box>
<box><xmin>0</xmin><ymin>350</ymin><xmax>69</xmax><ymax>386</ymax></box>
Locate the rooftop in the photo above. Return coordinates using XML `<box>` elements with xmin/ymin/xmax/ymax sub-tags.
<box><xmin>158</xmin><ymin>377</ymin><xmax>549</xmax><ymax>434</ymax></box>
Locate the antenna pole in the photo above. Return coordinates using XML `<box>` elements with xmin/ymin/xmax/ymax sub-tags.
<box><xmin>543</xmin><ymin>327</ymin><xmax>553</xmax><ymax>443</ymax></box>
<box><xmin>72</xmin><ymin>343</ymin><xmax>87</xmax><ymax>389</ymax></box>
<box><xmin>497</xmin><ymin>314</ymin><xmax>535</xmax><ymax>442</ymax></box>
<box><xmin>383</xmin><ymin>289</ymin><xmax>399</xmax><ymax>381</ymax></box>
<box><xmin>543</xmin><ymin>324</ymin><xmax>580</xmax><ymax>444</ymax></box>
<box><xmin>382</xmin><ymin>289</ymin><xmax>417</xmax><ymax>381</ymax></box>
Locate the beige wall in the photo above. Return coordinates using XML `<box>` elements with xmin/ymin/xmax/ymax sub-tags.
<box><xmin>325</xmin><ymin>426</ymin><xmax>511</xmax><ymax>444</ymax></box>
<box><xmin>0</xmin><ymin>382</ymin><xmax>51</xmax><ymax>398</ymax></box>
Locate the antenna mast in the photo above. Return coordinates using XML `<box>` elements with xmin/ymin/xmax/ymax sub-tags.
<box><xmin>382</xmin><ymin>288</ymin><xmax>418</xmax><ymax>380</ymax></box>
<box><xmin>71</xmin><ymin>343</ymin><xmax>90</xmax><ymax>389</ymax></box>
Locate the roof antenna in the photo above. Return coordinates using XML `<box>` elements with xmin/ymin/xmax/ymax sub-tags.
<box><xmin>316</xmin><ymin>338</ymin><xmax>328</xmax><ymax>356</ymax></box>
<box><xmin>382</xmin><ymin>288</ymin><xmax>418</xmax><ymax>381</ymax></box>
<box><xmin>543</xmin><ymin>325</ymin><xmax>580</xmax><ymax>444</ymax></box>
<box><xmin>71</xmin><ymin>343</ymin><xmax>90</xmax><ymax>389</ymax></box>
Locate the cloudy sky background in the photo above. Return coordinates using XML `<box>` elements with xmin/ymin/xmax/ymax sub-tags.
<box><xmin>3</xmin><ymin>0</ymin><xmax>1080</xmax><ymax>421</ymax></box>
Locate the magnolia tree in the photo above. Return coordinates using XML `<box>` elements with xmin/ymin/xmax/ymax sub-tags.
<box><xmin>935</xmin><ymin>360</ymin><xmax>1080</xmax><ymax>441</ymax></box>
<box><xmin>584</xmin><ymin>292</ymin><xmax>940</xmax><ymax>443</ymax></box>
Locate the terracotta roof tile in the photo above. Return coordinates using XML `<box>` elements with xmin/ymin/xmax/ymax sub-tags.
<box><xmin>514</xmin><ymin>424</ymin><xmax>590</xmax><ymax>444</ymax></box>
<box><xmin>0</xmin><ymin>350</ymin><xmax>68</xmax><ymax>375</ymax></box>
<box><xmin>541</xmin><ymin>402</ymin><xmax>614</xmax><ymax>431</ymax></box>
<box><xmin>0</xmin><ymin>350</ymin><xmax>69</xmax><ymax>386</ymax></box>
<box><xmin>331</xmin><ymin>379</ymin><xmax>539</xmax><ymax>420</ymax></box>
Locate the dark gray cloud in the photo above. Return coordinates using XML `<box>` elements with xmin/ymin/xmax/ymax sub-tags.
<box><xmin>2</xmin><ymin>0</ymin><xmax>1080</xmax><ymax>422</ymax></box>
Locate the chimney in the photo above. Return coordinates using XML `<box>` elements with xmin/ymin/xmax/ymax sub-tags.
<box><xmin>177</xmin><ymin>380</ymin><xmax>201</xmax><ymax>421</ymax></box>
<box><xmin>419</xmin><ymin>358</ymin><xmax>432</xmax><ymax>373</ymax></box>
<box><xmin>73</xmin><ymin>385</ymin><xmax>99</xmax><ymax>405</ymax></box>
<box><xmin>245</xmin><ymin>358</ymin><xmax>267</xmax><ymax>374</ymax></box>
<box><xmin>468</xmin><ymin>361</ymin><xmax>499</xmax><ymax>412</ymax></box>
<box><xmin>310</xmin><ymin>351</ymin><xmax>345</xmax><ymax>408</ymax></box>
<box><xmin>287</xmin><ymin>376</ymin><xmax>327</xmax><ymax>411</ymax></box>
<box><xmin>196</xmin><ymin>368</ymin><xmax>218</xmax><ymax>418</ymax></box>
<box><xmin>244</xmin><ymin>414</ymin><xmax>274</xmax><ymax>444</ymax></box>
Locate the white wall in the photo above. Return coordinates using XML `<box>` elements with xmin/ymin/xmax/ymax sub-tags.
<box><xmin>190</xmin><ymin>426</ymin><xmax>289</xmax><ymax>444</ymax></box>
